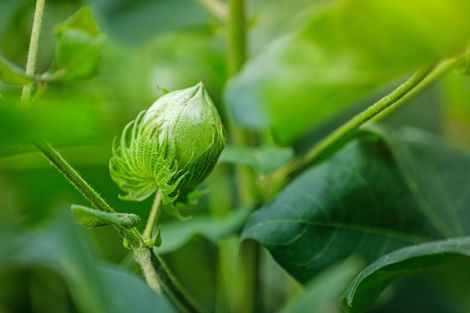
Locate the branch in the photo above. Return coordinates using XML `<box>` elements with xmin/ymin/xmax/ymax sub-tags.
<box><xmin>274</xmin><ymin>58</ymin><xmax>459</xmax><ymax>178</ymax></box>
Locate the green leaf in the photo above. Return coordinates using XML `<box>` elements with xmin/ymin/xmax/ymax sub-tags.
<box><xmin>343</xmin><ymin>237</ymin><xmax>470</xmax><ymax>313</ymax></box>
<box><xmin>242</xmin><ymin>126</ymin><xmax>470</xmax><ymax>283</ymax></box>
<box><xmin>71</xmin><ymin>204</ymin><xmax>140</xmax><ymax>229</ymax></box>
<box><xmin>0</xmin><ymin>55</ymin><xmax>33</xmax><ymax>85</ymax></box>
<box><xmin>49</xmin><ymin>6</ymin><xmax>102</xmax><ymax>83</ymax></box>
<box><xmin>279</xmin><ymin>258</ymin><xmax>362</xmax><ymax>313</ymax></box>
<box><xmin>90</xmin><ymin>0</ymin><xmax>210</xmax><ymax>44</ymax></box>
<box><xmin>157</xmin><ymin>207</ymin><xmax>251</xmax><ymax>254</ymax></box>
<box><xmin>219</xmin><ymin>145</ymin><xmax>294</xmax><ymax>174</ymax></box>
<box><xmin>226</xmin><ymin>0</ymin><xmax>470</xmax><ymax>143</ymax></box>
<box><xmin>0</xmin><ymin>210</ymin><xmax>176</xmax><ymax>313</ymax></box>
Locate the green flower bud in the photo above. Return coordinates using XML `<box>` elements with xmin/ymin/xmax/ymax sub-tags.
<box><xmin>109</xmin><ymin>82</ymin><xmax>224</xmax><ymax>204</ymax></box>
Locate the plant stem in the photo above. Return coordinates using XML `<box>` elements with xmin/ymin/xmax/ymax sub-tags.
<box><xmin>225</xmin><ymin>1</ymin><xmax>261</xmax><ymax>313</ymax></box>
<box><xmin>276</xmin><ymin>58</ymin><xmax>459</xmax><ymax>178</ymax></box>
<box><xmin>133</xmin><ymin>247</ymin><xmax>203</xmax><ymax>313</ymax></box>
<box><xmin>33</xmin><ymin>139</ymin><xmax>143</xmax><ymax>246</ymax></box>
<box><xmin>226</xmin><ymin>0</ymin><xmax>257</xmax><ymax>205</ymax></box>
<box><xmin>35</xmin><ymin>140</ymin><xmax>114</xmax><ymax>213</ymax></box>
<box><xmin>143</xmin><ymin>190</ymin><xmax>162</xmax><ymax>241</ymax></box>
<box><xmin>227</xmin><ymin>0</ymin><xmax>246</xmax><ymax>76</ymax></box>
<box><xmin>133</xmin><ymin>247</ymin><xmax>162</xmax><ymax>293</ymax></box>
<box><xmin>21</xmin><ymin>0</ymin><xmax>45</xmax><ymax>105</ymax></box>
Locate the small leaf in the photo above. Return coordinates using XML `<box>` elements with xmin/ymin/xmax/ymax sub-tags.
<box><xmin>0</xmin><ymin>55</ymin><xmax>34</xmax><ymax>85</ymax></box>
<box><xmin>48</xmin><ymin>6</ymin><xmax>102</xmax><ymax>83</ymax></box>
<box><xmin>219</xmin><ymin>145</ymin><xmax>294</xmax><ymax>174</ymax></box>
<box><xmin>343</xmin><ymin>237</ymin><xmax>470</xmax><ymax>313</ymax></box>
<box><xmin>71</xmin><ymin>204</ymin><xmax>140</xmax><ymax>229</ymax></box>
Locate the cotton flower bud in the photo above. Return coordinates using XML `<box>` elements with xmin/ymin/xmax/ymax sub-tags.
<box><xmin>109</xmin><ymin>82</ymin><xmax>225</xmax><ymax>204</ymax></box>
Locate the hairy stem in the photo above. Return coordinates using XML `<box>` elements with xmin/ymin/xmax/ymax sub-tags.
<box><xmin>35</xmin><ymin>140</ymin><xmax>114</xmax><ymax>213</ymax></box>
<box><xmin>276</xmin><ymin>58</ymin><xmax>459</xmax><ymax>178</ymax></box>
<box><xmin>133</xmin><ymin>247</ymin><xmax>162</xmax><ymax>293</ymax></box>
<box><xmin>143</xmin><ymin>190</ymin><xmax>163</xmax><ymax>241</ymax></box>
<box><xmin>133</xmin><ymin>247</ymin><xmax>203</xmax><ymax>313</ymax></box>
<box><xmin>34</xmin><ymin>139</ymin><xmax>143</xmax><ymax>246</ymax></box>
<box><xmin>21</xmin><ymin>0</ymin><xmax>45</xmax><ymax>105</ymax></box>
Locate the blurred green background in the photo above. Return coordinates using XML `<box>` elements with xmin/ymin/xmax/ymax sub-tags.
<box><xmin>1</xmin><ymin>0</ymin><xmax>470</xmax><ymax>313</ymax></box>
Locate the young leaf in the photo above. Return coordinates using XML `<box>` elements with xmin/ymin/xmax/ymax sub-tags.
<box><xmin>219</xmin><ymin>145</ymin><xmax>294</xmax><ymax>175</ymax></box>
<box><xmin>242</xmin><ymin>126</ymin><xmax>470</xmax><ymax>283</ymax></box>
<box><xmin>342</xmin><ymin>237</ymin><xmax>470</xmax><ymax>313</ymax></box>
<box><xmin>48</xmin><ymin>6</ymin><xmax>102</xmax><ymax>83</ymax></box>
<box><xmin>0</xmin><ymin>55</ymin><xmax>34</xmax><ymax>85</ymax></box>
<box><xmin>71</xmin><ymin>204</ymin><xmax>140</xmax><ymax>229</ymax></box>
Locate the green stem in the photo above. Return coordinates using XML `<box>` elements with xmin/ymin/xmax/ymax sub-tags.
<box><xmin>34</xmin><ymin>139</ymin><xmax>143</xmax><ymax>246</ymax></box>
<box><xmin>143</xmin><ymin>190</ymin><xmax>162</xmax><ymax>241</ymax></box>
<box><xmin>227</xmin><ymin>0</ymin><xmax>246</xmax><ymax>75</ymax></box>
<box><xmin>133</xmin><ymin>247</ymin><xmax>162</xmax><ymax>293</ymax></box>
<box><xmin>276</xmin><ymin>58</ymin><xmax>459</xmax><ymax>178</ymax></box>
<box><xmin>21</xmin><ymin>0</ymin><xmax>45</xmax><ymax>105</ymax></box>
<box><xmin>133</xmin><ymin>247</ymin><xmax>204</xmax><ymax>313</ymax></box>
<box><xmin>225</xmin><ymin>1</ymin><xmax>261</xmax><ymax>313</ymax></box>
<box><xmin>35</xmin><ymin>140</ymin><xmax>114</xmax><ymax>213</ymax></box>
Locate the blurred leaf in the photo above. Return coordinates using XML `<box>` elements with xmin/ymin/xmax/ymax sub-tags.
<box><xmin>71</xmin><ymin>204</ymin><xmax>140</xmax><ymax>229</ymax></box>
<box><xmin>279</xmin><ymin>258</ymin><xmax>362</xmax><ymax>313</ymax></box>
<box><xmin>219</xmin><ymin>145</ymin><xmax>294</xmax><ymax>174</ymax></box>
<box><xmin>0</xmin><ymin>209</ymin><xmax>176</xmax><ymax>313</ymax></box>
<box><xmin>3</xmin><ymin>211</ymin><xmax>119</xmax><ymax>313</ymax></box>
<box><xmin>0</xmin><ymin>55</ymin><xmax>33</xmax><ymax>85</ymax></box>
<box><xmin>242</xmin><ymin>126</ymin><xmax>470</xmax><ymax>283</ymax></box>
<box><xmin>88</xmin><ymin>0</ymin><xmax>210</xmax><ymax>44</ymax></box>
<box><xmin>157</xmin><ymin>207</ymin><xmax>250</xmax><ymax>254</ymax></box>
<box><xmin>343</xmin><ymin>237</ymin><xmax>470</xmax><ymax>313</ymax></box>
<box><xmin>101</xmin><ymin>265</ymin><xmax>178</xmax><ymax>313</ymax></box>
<box><xmin>227</xmin><ymin>0</ymin><xmax>470</xmax><ymax>144</ymax></box>
<box><xmin>0</xmin><ymin>88</ymin><xmax>112</xmax><ymax>157</ymax></box>
<box><xmin>49</xmin><ymin>6</ymin><xmax>102</xmax><ymax>83</ymax></box>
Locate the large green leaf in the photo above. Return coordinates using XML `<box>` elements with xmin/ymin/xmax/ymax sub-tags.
<box><xmin>226</xmin><ymin>0</ymin><xmax>470</xmax><ymax>143</ymax></box>
<box><xmin>242</xmin><ymin>126</ymin><xmax>470</xmax><ymax>283</ymax></box>
<box><xmin>343</xmin><ymin>237</ymin><xmax>470</xmax><ymax>313</ymax></box>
